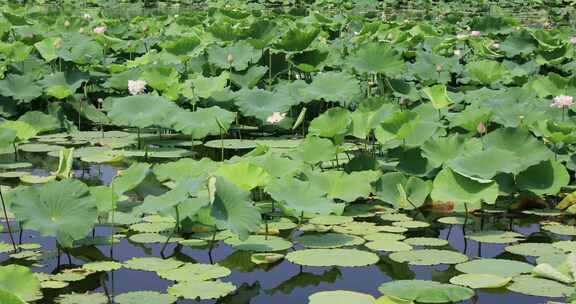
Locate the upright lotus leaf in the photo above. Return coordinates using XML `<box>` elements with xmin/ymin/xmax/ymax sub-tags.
<box><xmin>160</xmin><ymin>35</ymin><xmax>203</xmax><ymax>57</ymax></box>
<box><xmin>17</xmin><ymin>111</ymin><xmax>60</xmax><ymax>133</ymax></box>
<box><xmin>134</xmin><ymin>177</ymin><xmax>206</xmax><ymax>216</ymax></box>
<box><xmin>154</xmin><ymin>158</ymin><xmax>219</xmax><ymax>182</ymax></box>
<box><xmin>303</xmin><ymin>71</ymin><xmax>362</xmax><ymax>106</ymax></box>
<box><xmin>411</xmin><ymin>50</ymin><xmax>461</xmax><ymax>84</ymax></box>
<box><xmin>296</xmin><ymin>136</ymin><xmax>336</xmax><ymax>164</ymax></box>
<box><xmin>34</xmin><ymin>37</ymin><xmax>62</xmax><ymax>62</ymax></box>
<box><xmin>421</xmin><ymin>135</ymin><xmax>467</xmax><ymax>168</ymax></box>
<box><xmin>39</xmin><ymin>71</ymin><xmax>89</xmax><ymax>99</ymax></box>
<box><xmin>306</xmin><ymin>170</ymin><xmax>381</xmax><ymax>202</ymax></box>
<box><xmin>375</xmin><ymin>172</ymin><xmax>432</xmax><ymax>210</ymax></box>
<box><xmin>348</xmin><ymin>42</ymin><xmax>404</xmax><ymax>76</ymax></box>
<box><xmin>422</xmin><ymin>84</ymin><xmax>451</xmax><ymax>110</ymax></box>
<box><xmin>107</xmin><ymin>95</ymin><xmax>181</xmax><ymax>129</ymax></box>
<box><xmin>0</xmin><ymin>74</ymin><xmax>42</xmax><ymax>102</ymax></box>
<box><xmin>517</xmin><ymin>160</ymin><xmax>569</xmax><ymax>195</ymax></box>
<box><xmin>448</xmin><ymin>105</ymin><xmax>491</xmax><ymax>132</ymax></box>
<box><xmin>274</xmin><ymin>26</ymin><xmax>319</xmax><ymax>52</ymax></box>
<box><xmin>171</xmin><ymin>106</ymin><xmax>235</xmax><ymax>139</ymax></box>
<box><xmin>431</xmin><ymin>168</ymin><xmax>499</xmax><ymax>206</ymax></box>
<box><xmin>0</xmin><ymin>265</ymin><xmax>41</xmax><ymax>302</ymax></box>
<box><xmin>465</xmin><ymin>60</ymin><xmax>507</xmax><ymax>85</ymax></box>
<box><xmin>54</xmin><ymin>148</ymin><xmax>75</xmax><ymax>179</ymax></box>
<box><xmin>214</xmin><ymin>161</ymin><xmax>270</xmax><ymax>191</ymax></box>
<box><xmin>447</xmin><ymin>148</ymin><xmax>523</xmax><ymax>180</ymax></box>
<box><xmin>375</xmin><ymin>111</ymin><xmax>419</xmax><ymax>144</ymax></box>
<box><xmin>230</xmin><ymin>65</ymin><xmax>268</xmax><ymax>89</ymax></box>
<box><xmin>0</xmin><ymin>128</ymin><xmax>16</xmax><ymax>149</ymax></box>
<box><xmin>538</xmin><ymin>120</ymin><xmax>576</xmax><ymax>144</ymax></box>
<box><xmin>207</xmin><ymin>41</ymin><xmax>261</xmax><ymax>71</ymax></box>
<box><xmin>10</xmin><ymin>180</ymin><xmax>98</xmax><ymax>247</ymax></box>
<box><xmin>532</xmin><ymin>263</ymin><xmax>574</xmax><ymax>284</ymax></box>
<box><xmin>234</xmin><ymin>88</ymin><xmax>296</xmax><ymax>121</ymax></box>
<box><xmin>140</xmin><ymin>66</ymin><xmax>181</xmax><ymax>98</ymax></box>
<box><xmin>0</xmin><ymin>120</ymin><xmax>37</xmax><ymax>142</ymax></box>
<box><xmin>211</xmin><ymin>176</ymin><xmax>261</xmax><ymax>240</ymax></box>
<box><xmin>308</xmin><ymin>107</ymin><xmax>352</xmax><ymax>138</ymax></box>
<box><xmin>266</xmin><ymin>176</ymin><xmax>337</xmax><ymax>215</ymax></box>
<box><xmin>0</xmin><ymin>290</ymin><xmax>25</xmax><ymax>304</ymax></box>
<box><xmin>530</xmin><ymin>74</ymin><xmax>568</xmax><ymax>98</ymax></box>
<box><xmin>500</xmin><ymin>30</ymin><xmax>537</xmax><ymax>56</ymax></box>
<box><xmin>111</xmin><ymin>163</ymin><xmax>151</xmax><ymax>195</ymax></box>
<box><xmin>190</xmin><ymin>72</ymin><xmax>229</xmax><ymax>99</ymax></box>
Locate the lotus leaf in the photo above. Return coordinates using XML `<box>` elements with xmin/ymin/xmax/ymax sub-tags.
<box><xmin>114</xmin><ymin>291</ymin><xmax>176</xmax><ymax>304</ymax></box>
<box><xmin>308</xmin><ymin>290</ymin><xmax>376</xmax><ymax>304</ymax></box>
<box><xmin>286</xmin><ymin>249</ymin><xmax>379</xmax><ymax>267</ymax></box>
<box><xmin>449</xmin><ymin>273</ymin><xmax>511</xmax><ymax>289</ymax></box>
<box><xmin>167</xmin><ymin>280</ymin><xmax>236</xmax><ymax>300</ymax></box>
<box><xmin>506</xmin><ymin>275</ymin><xmax>572</xmax><ymax>297</ymax></box>
<box><xmin>377</xmin><ymin>280</ymin><xmax>474</xmax><ymax>303</ymax></box>
<box><xmin>389</xmin><ymin>249</ymin><xmax>468</xmax><ymax>265</ymax></box>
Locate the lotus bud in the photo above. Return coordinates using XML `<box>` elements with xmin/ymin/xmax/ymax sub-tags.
<box><xmin>93</xmin><ymin>26</ymin><xmax>106</xmax><ymax>34</ymax></box>
<box><xmin>476</xmin><ymin>122</ymin><xmax>487</xmax><ymax>134</ymax></box>
<box><xmin>52</xmin><ymin>39</ymin><xmax>61</xmax><ymax>49</ymax></box>
<box><xmin>570</xmin><ymin>36</ymin><xmax>576</xmax><ymax>45</ymax></box>
<box><xmin>83</xmin><ymin>13</ymin><xmax>91</xmax><ymax>20</ymax></box>
<box><xmin>454</xmin><ymin>49</ymin><xmax>462</xmax><ymax>56</ymax></box>
<box><xmin>436</xmin><ymin>64</ymin><xmax>443</xmax><ymax>72</ymax></box>
<box><xmin>470</xmin><ymin>30</ymin><xmax>481</xmax><ymax>37</ymax></box>
<box><xmin>227</xmin><ymin>53</ymin><xmax>234</xmax><ymax>63</ymax></box>
<box><xmin>79</xmin><ymin>27</ymin><xmax>84</xmax><ymax>33</ymax></box>
<box><xmin>64</xmin><ymin>20</ymin><xmax>71</xmax><ymax>27</ymax></box>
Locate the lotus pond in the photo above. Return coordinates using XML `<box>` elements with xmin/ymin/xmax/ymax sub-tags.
<box><xmin>2</xmin><ymin>0</ymin><xmax>576</xmax><ymax>303</ymax></box>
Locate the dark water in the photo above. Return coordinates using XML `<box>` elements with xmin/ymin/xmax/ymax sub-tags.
<box><xmin>0</xmin><ymin>161</ymin><xmax>561</xmax><ymax>303</ymax></box>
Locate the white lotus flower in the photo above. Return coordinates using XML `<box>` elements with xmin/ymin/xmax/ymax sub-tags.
<box><xmin>266</xmin><ymin>112</ymin><xmax>286</xmax><ymax>124</ymax></box>
<box><xmin>128</xmin><ymin>80</ymin><xmax>147</xmax><ymax>95</ymax></box>
<box><xmin>551</xmin><ymin>95</ymin><xmax>574</xmax><ymax>108</ymax></box>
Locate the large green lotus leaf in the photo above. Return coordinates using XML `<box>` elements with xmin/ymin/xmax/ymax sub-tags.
<box><xmin>266</xmin><ymin>176</ymin><xmax>336</xmax><ymax>214</ymax></box>
<box><xmin>374</xmin><ymin>172</ymin><xmax>431</xmax><ymax>210</ymax></box>
<box><xmin>455</xmin><ymin>258</ymin><xmax>533</xmax><ymax>277</ymax></box>
<box><xmin>378</xmin><ymin>280</ymin><xmax>474</xmax><ymax>303</ymax></box>
<box><xmin>422</xmin><ymin>84</ymin><xmax>451</xmax><ymax>110</ymax></box>
<box><xmin>234</xmin><ymin>88</ymin><xmax>296</xmax><ymax>121</ymax></box>
<box><xmin>134</xmin><ymin>177</ymin><xmax>206</xmax><ymax>216</ymax></box>
<box><xmin>104</xmin><ymin>68</ymin><xmax>142</xmax><ymax>90</ymax></box>
<box><xmin>389</xmin><ymin>249</ymin><xmax>468</xmax><ymax>266</ymax></box>
<box><xmin>516</xmin><ymin>160</ymin><xmax>569</xmax><ymax>195</ymax></box>
<box><xmin>273</xmin><ymin>26</ymin><xmax>319</xmax><ymax>52</ymax></box>
<box><xmin>124</xmin><ymin>257</ymin><xmax>183</xmax><ymax>272</ymax></box>
<box><xmin>306</xmin><ymin>170</ymin><xmax>380</xmax><ymax>202</ymax></box>
<box><xmin>449</xmin><ymin>274</ymin><xmax>511</xmax><ymax>289</ymax></box>
<box><xmin>154</xmin><ymin>158</ymin><xmax>218</xmax><ymax>182</ymax></box>
<box><xmin>431</xmin><ymin>168</ymin><xmax>499</xmax><ymax>205</ymax></box>
<box><xmin>157</xmin><ymin>263</ymin><xmax>231</xmax><ymax>282</ymax></box>
<box><xmin>114</xmin><ymin>291</ymin><xmax>176</xmax><ymax>304</ymax></box>
<box><xmin>484</xmin><ymin>128</ymin><xmax>553</xmax><ymax>172</ymax></box>
<box><xmin>224</xmin><ymin>235</ymin><xmax>292</xmax><ymax>252</ymax></box>
<box><xmin>505</xmin><ymin>243</ymin><xmax>562</xmax><ymax>257</ymax></box>
<box><xmin>302</xmin><ymin>71</ymin><xmax>361</xmax><ymax>106</ymax></box>
<box><xmin>10</xmin><ymin>180</ymin><xmax>98</xmax><ymax>247</ymax></box>
<box><xmin>55</xmin><ymin>292</ymin><xmax>107</xmax><ymax>304</ymax></box>
<box><xmin>0</xmin><ymin>265</ymin><xmax>41</xmax><ymax>302</ymax></box>
<box><xmin>411</xmin><ymin>50</ymin><xmax>461</xmax><ymax>84</ymax></box>
<box><xmin>295</xmin><ymin>136</ymin><xmax>336</xmax><ymax>164</ymax></box>
<box><xmin>160</xmin><ymin>35</ymin><xmax>202</xmax><ymax>57</ymax></box>
<box><xmin>230</xmin><ymin>65</ymin><xmax>268</xmax><ymax>89</ymax></box>
<box><xmin>530</xmin><ymin>73</ymin><xmax>568</xmax><ymax>98</ymax></box>
<box><xmin>190</xmin><ymin>72</ymin><xmax>229</xmax><ymax>99</ymax></box>
<box><xmin>500</xmin><ymin>30</ymin><xmax>537</xmax><ymax>56</ymax></box>
<box><xmin>211</xmin><ymin>176</ymin><xmax>261</xmax><ymax>240</ymax></box>
<box><xmin>506</xmin><ymin>275</ymin><xmax>572</xmax><ymax>298</ymax></box>
<box><xmin>286</xmin><ymin>249</ymin><xmax>379</xmax><ymax>267</ymax></box>
<box><xmin>297</xmin><ymin>233</ymin><xmax>364</xmax><ymax>249</ymax></box>
<box><xmin>465</xmin><ymin>230</ymin><xmax>524</xmax><ymax>244</ymax></box>
<box><xmin>215</xmin><ymin>161</ymin><xmax>270</xmax><ymax>191</ymax></box>
<box><xmin>168</xmin><ymin>280</ymin><xmax>236</xmax><ymax>300</ymax></box>
<box><xmin>470</xmin><ymin>15</ymin><xmax>518</xmax><ymax>34</ymax></box>
<box><xmin>249</xmin><ymin>152</ymin><xmax>304</xmax><ymax>178</ymax></box>
<box><xmin>375</xmin><ymin>111</ymin><xmax>419</xmax><ymax>144</ymax></box>
<box><xmin>0</xmin><ymin>74</ymin><xmax>42</xmax><ymax>102</ymax></box>
<box><xmin>308</xmin><ymin>107</ymin><xmax>352</xmax><ymax>138</ymax></box>
<box><xmin>0</xmin><ymin>128</ymin><xmax>16</xmax><ymax>149</ymax></box>
<box><xmin>34</xmin><ymin>37</ymin><xmax>62</xmax><ymax>62</ymax></box>
<box><xmin>448</xmin><ymin>105</ymin><xmax>491</xmax><ymax>133</ymax></box>
<box><xmin>532</xmin><ymin>263</ymin><xmax>574</xmax><ymax>284</ymax></box>
<box><xmin>111</xmin><ymin>162</ymin><xmax>150</xmax><ymax>195</ymax></box>
<box><xmin>421</xmin><ymin>135</ymin><xmax>467</xmax><ymax>168</ymax></box>
<box><xmin>106</xmin><ymin>95</ymin><xmax>180</xmax><ymax>129</ymax></box>
<box><xmin>348</xmin><ymin>42</ymin><xmax>404</xmax><ymax>76</ymax></box>
<box><xmin>465</xmin><ymin>60</ymin><xmax>507</xmax><ymax>85</ymax></box>
<box><xmin>538</xmin><ymin>120</ymin><xmax>576</xmax><ymax>144</ymax></box>
<box><xmin>447</xmin><ymin>148</ymin><xmax>522</xmax><ymax>180</ymax></box>
<box><xmin>207</xmin><ymin>41</ymin><xmax>261</xmax><ymax>71</ymax></box>
<box><xmin>0</xmin><ymin>120</ymin><xmax>37</xmax><ymax>142</ymax></box>
<box><xmin>140</xmin><ymin>66</ymin><xmax>180</xmax><ymax>95</ymax></box>
<box><xmin>17</xmin><ymin>111</ymin><xmax>60</xmax><ymax>133</ymax></box>
<box><xmin>39</xmin><ymin>71</ymin><xmax>89</xmax><ymax>99</ymax></box>
<box><xmin>171</xmin><ymin>106</ymin><xmax>235</xmax><ymax>139</ymax></box>
<box><xmin>0</xmin><ymin>289</ymin><xmax>25</xmax><ymax>304</ymax></box>
<box><xmin>308</xmin><ymin>290</ymin><xmax>375</xmax><ymax>304</ymax></box>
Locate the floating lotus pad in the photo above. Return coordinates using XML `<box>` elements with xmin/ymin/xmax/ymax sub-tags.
<box><xmin>114</xmin><ymin>291</ymin><xmax>176</xmax><ymax>304</ymax></box>
<box><xmin>41</xmin><ymin>280</ymin><xmax>69</xmax><ymax>289</ymax></box>
<box><xmin>258</xmin><ymin>218</ymin><xmax>297</xmax><ymax>230</ymax></box>
<box><xmin>403</xmin><ymin>237</ymin><xmax>448</xmax><ymax>247</ymax></box>
<box><xmin>542</xmin><ymin>223</ymin><xmax>576</xmax><ymax>236</ymax></box>
<box><xmin>167</xmin><ymin>281</ymin><xmax>236</xmax><ymax>300</ymax></box>
<box><xmin>553</xmin><ymin>240</ymin><xmax>576</xmax><ymax>252</ymax></box>
<box><xmin>465</xmin><ymin>230</ymin><xmax>524</xmax><ymax>243</ymax></box>
<box><xmin>504</xmin><ymin>243</ymin><xmax>562</xmax><ymax>257</ymax></box>
<box><xmin>286</xmin><ymin>249</ymin><xmax>379</xmax><ymax>267</ymax></box>
<box><xmin>449</xmin><ymin>273</ymin><xmax>511</xmax><ymax>289</ymax></box>
<box><xmin>455</xmin><ymin>258</ymin><xmax>533</xmax><ymax>277</ymax></box>
<box><xmin>297</xmin><ymin>233</ymin><xmax>365</xmax><ymax>248</ymax></box>
<box><xmin>129</xmin><ymin>233</ymin><xmax>172</xmax><ymax>244</ymax></box>
<box><xmin>506</xmin><ymin>275</ymin><xmax>573</xmax><ymax>297</ymax></box>
<box><xmin>364</xmin><ymin>233</ymin><xmax>406</xmax><ymax>242</ymax></box>
<box><xmin>392</xmin><ymin>220</ymin><xmax>430</xmax><ymax>229</ymax></box>
<box><xmin>18</xmin><ymin>143</ymin><xmax>62</xmax><ymax>152</ymax></box>
<box><xmin>308</xmin><ymin>215</ymin><xmax>354</xmax><ymax>225</ymax></box>
<box><xmin>251</xmin><ymin>253</ymin><xmax>284</xmax><ymax>264</ymax></box>
<box><xmin>119</xmin><ymin>148</ymin><xmax>192</xmax><ymax>158</ymax></box>
<box><xmin>157</xmin><ymin>263</ymin><xmax>231</xmax><ymax>281</ymax></box>
<box><xmin>389</xmin><ymin>249</ymin><xmax>468</xmax><ymax>265</ymax></box>
<box><xmin>365</xmin><ymin>240</ymin><xmax>413</xmax><ymax>252</ymax></box>
<box><xmin>82</xmin><ymin>261</ymin><xmax>123</xmax><ymax>272</ymax></box>
<box><xmin>224</xmin><ymin>235</ymin><xmax>292</xmax><ymax>252</ymax></box>
<box><xmin>437</xmin><ymin>216</ymin><xmax>475</xmax><ymax>225</ymax></box>
<box><xmin>55</xmin><ymin>293</ymin><xmax>108</xmax><ymax>304</ymax></box>
<box><xmin>521</xmin><ymin>209</ymin><xmax>563</xmax><ymax>217</ymax></box>
<box><xmin>378</xmin><ymin>280</ymin><xmax>474</xmax><ymax>303</ymax></box>
<box><xmin>179</xmin><ymin>239</ymin><xmax>209</xmax><ymax>247</ymax></box>
<box><xmin>308</xmin><ymin>290</ymin><xmax>376</xmax><ymax>304</ymax></box>
<box><xmin>124</xmin><ymin>257</ymin><xmax>183</xmax><ymax>272</ymax></box>
<box><xmin>204</xmin><ymin>139</ymin><xmax>258</xmax><ymax>150</ymax></box>
<box><xmin>129</xmin><ymin>222</ymin><xmax>174</xmax><ymax>233</ymax></box>
<box><xmin>0</xmin><ymin>162</ymin><xmax>32</xmax><ymax>169</ymax></box>
<box><xmin>380</xmin><ymin>213</ymin><xmax>413</xmax><ymax>222</ymax></box>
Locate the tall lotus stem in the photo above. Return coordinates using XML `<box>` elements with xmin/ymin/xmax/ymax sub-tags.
<box><xmin>13</xmin><ymin>142</ymin><xmax>18</xmax><ymax>162</ymax></box>
<box><xmin>0</xmin><ymin>186</ymin><xmax>17</xmax><ymax>252</ymax></box>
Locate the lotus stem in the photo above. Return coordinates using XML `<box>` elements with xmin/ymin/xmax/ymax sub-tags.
<box><xmin>0</xmin><ymin>186</ymin><xmax>17</xmax><ymax>252</ymax></box>
<box><xmin>268</xmin><ymin>49</ymin><xmax>272</xmax><ymax>90</ymax></box>
<box><xmin>137</xmin><ymin>128</ymin><xmax>141</xmax><ymax>150</ymax></box>
<box><xmin>13</xmin><ymin>142</ymin><xmax>18</xmax><ymax>162</ymax></box>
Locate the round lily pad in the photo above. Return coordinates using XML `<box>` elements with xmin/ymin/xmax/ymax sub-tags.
<box><xmin>380</xmin><ymin>213</ymin><xmax>413</xmax><ymax>222</ymax></box>
<box><xmin>297</xmin><ymin>233</ymin><xmax>365</xmax><ymax>248</ymax></box>
<box><xmin>437</xmin><ymin>216</ymin><xmax>474</xmax><ymax>225</ymax></box>
<box><xmin>41</xmin><ymin>280</ymin><xmax>69</xmax><ymax>289</ymax></box>
<box><xmin>507</xmin><ymin>275</ymin><xmax>573</xmax><ymax>297</ymax></box>
<box><xmin>403</xmin><ymin>237</ymin><xmax>448</xmax><ymax>247</ymax></box>
<box><xmin>465</xmin><ymin>230</ymin><xmax>524</xmax><ymax>244</ymax></box>
<box><xmin>308</xmin><ymin>215</ymin><xmax>354</xmax><ymax>225</ymax></box>
<box><xmin>365</xmin><ymin>240</ymin><xmax>413</xmax><ymax>252</ymax></box>
<box><xmin>259</xmin><ymin>218</ymin><xmax>297</xmax><ymax>230</ymax></box>
<box><xmin>449</xmin><ymin>273</ymin><xmax>511</xmax><ymax>289</ymax></box>
<box><xmin>553</xmin><ymin>240</ymin><xmax>576</xmax><ymax>252</ymax></box>
<box><xmin>224</xmin><ymin>235</ymin><xmax>292</xmax><ymax>252</ymax></box>
<box><xmin>82</xmin><ymin>261</ymin><xmax>122</xmax><ymax>272</ymax></box>
<box><xmin>363</xmin><ymin>233</ymin><xmax>406</xmax><ymax>242</ymax></box>
<box><xmin>120</xmin><ymin>148</ymin><xmax>192</xmax><ymax>158</ymax></box>
<box><xmin>114</xmin><ymin>291</ymin><xmax>176</xmax><ymax>304</ymax></box>
<box><xmin>377</xmin><ymin>226</ymin><xmax>408</xmax><ymax>233</ymax></box>
<box><xmin>389</xmin><ymin>249</ymin><xmax>468</xmax><ymax>266</ymax></box>
<box><xmin>455</xmin><ymin>258</ymin><xmax>533</xmax><ymax>277</ymax></box>
<box><xmin>308</xmin><ymin>290</ymin><xmax>376</xmax><ymax>304</ymax></box>
<box><xmin>55</xmin><ymin>293</ymin><xmax>108</xmax><ymax>304</ymax></box>
<box><xmin>167</xmin><ymin>280</ymin><xmax>236</xmax><ymax>300</ymax></box>
<box><xmin>0</xmin><ymin>162</ymin><xmax>32</xmax><ymax>170</ymax></box>
<box><xmin>542</xmin><ymin>223</ymin><xmax>576</xmax><ymax>236</ymax></box>
<box><xmin>392</xmin><ymin>220</ymin><xmax>430</xmax><ymax>229</ymax></box>
<box><xmin>204</xmin><ymin>139</ymin><xmax>257</xmax><ymax>150</ymax></box>
<box><xmin>179</xmin><ymin>239</ymin><xmax>208</xmax><ymax>247</ymax></box>
<box><xmin>251</xmin><ymin>253</ymin><xmax>284</xmax><ymax>264</ymax></box>
<box><xmin>157</xmin><ymin>263</ymin><xmax>231</xmax><ymax>281</ymax></box>
<box><xmin>19</xmin><ymin>143</ymin><xmax>62</xmax><ymax>153</ymax></box>
<box><xmin>286</xmin><ymin>249</ymin><xmax>379</xmax><ymax>267</ymax></box>
<box><xmin>0</xmin><ymin>171</ymin><xmax>30</xmax><ymax>178</ymax></box>
<box><xmin>378</xmin><ymin>280</ymin><xmax>474</xmax><ymax>303</ymax></box>
<box><xmin>332</xmin><ymin>222</ymin><xmax>381</xmax><ymax>235</ymax></box>
<box><xmin>124</xmin><ymin>257</ymin><xmax>183</xmax><ymax>272</ymax></box>
<box><xmin>504</xmin><ymin>243</ymin><xmax>561</xmax><ymax>257</ymax></box>
<box><xmin>129</xmin><ymin>222</ymin><xmax>174</xmax><ymax>233</ymax></box>
<box><xmin>129</xmin><ymin>233</ymin><xmax>170</xmax><ymax>244</ymax></box>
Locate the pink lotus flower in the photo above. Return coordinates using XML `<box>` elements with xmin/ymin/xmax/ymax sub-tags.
<box><xmin>470</xmin><ymin>30</ymin><xmax>481</xmax><ymax>37</ymax></box>
<box><xmin>477</xmin><ymin>122</ymin><xmax>487</xmax><ymax>134</ymax></box>
<box><xmin>93</xmin><ymin>26</ymin><xmax>106</xmax><ymax>34</ymax></box>
<box><xmin>491</xmin><ymin>43</ymin><xmax>500</xmax><ymax>49</ymax></box>
<box><xmin>128</xmin><ymin>80</ymin><xmax>147</xmax><ymax>95</ymax></box>
<box><xmin>551</xmin><ymin>95</ymin><xmax>574</xmax><ymax>108</ymax></box>
<box><xmin>571</xmin><ymin>36</ymin><xmax>576</xmax><ymax>45</ymax></box>
<box><xmin>266</xmin><ymin>112</ymin><xmax>286</xmax><ymax>124</ymax></box>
